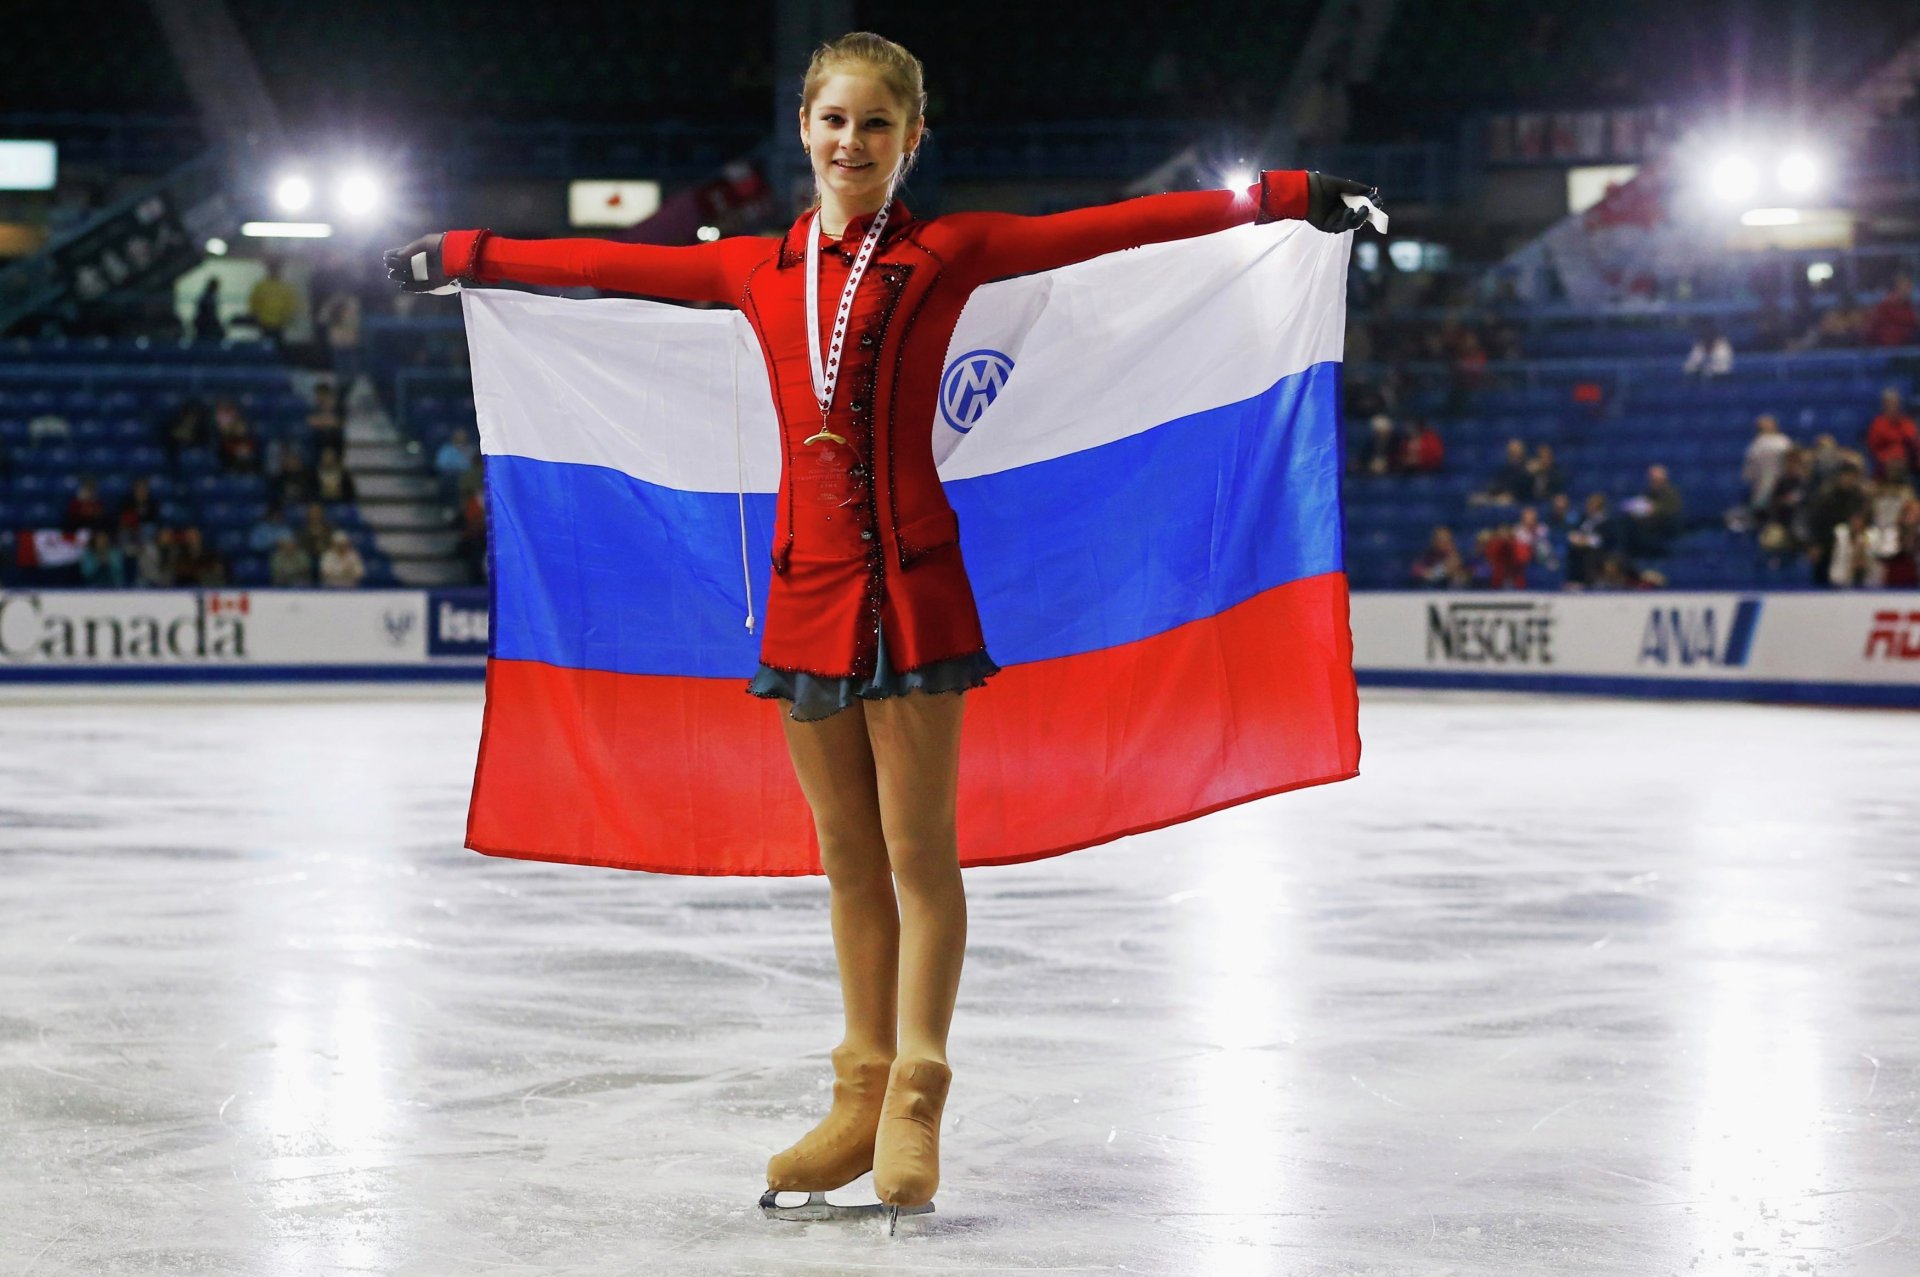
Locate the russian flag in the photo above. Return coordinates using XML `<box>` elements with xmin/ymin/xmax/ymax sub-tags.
<box><xmin>461</xmin><ymin>219</ymin><xmax>1360</xmax><ymax>875</ymax></box>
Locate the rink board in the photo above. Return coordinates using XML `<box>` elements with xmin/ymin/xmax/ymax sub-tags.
<box><xmin>1351</xmin><ymin>590</ymin><xmax>1920</xmax><ymax>707</ymax></box>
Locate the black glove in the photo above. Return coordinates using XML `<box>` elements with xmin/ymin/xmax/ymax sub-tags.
<box><xmin>383</xmin><ymin>232</ymin><xmax>451</xmax><ymax>293</ymax></box>
<box><xmin>1305</xmin><ymin>172</ymin><xmax>1380</xmax><ymax>233</ymax></box>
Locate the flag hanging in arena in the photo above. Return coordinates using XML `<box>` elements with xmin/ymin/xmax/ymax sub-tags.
<box><xmin>458</xmin><ymin>221</ymin><xmax>1361</xmax><ymax>875</ymax></box>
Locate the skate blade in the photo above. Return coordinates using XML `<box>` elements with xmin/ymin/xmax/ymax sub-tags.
<box><xmin>758</xmin><ymin>1189</ymin><xmax>934</xmax><ymax>1225</ymax></box>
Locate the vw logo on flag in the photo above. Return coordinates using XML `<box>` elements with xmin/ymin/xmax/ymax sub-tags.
<box><xmin>939</xmin><ymin>349</ymin><xmax>1015</xmax><ymax>433</ymax></box>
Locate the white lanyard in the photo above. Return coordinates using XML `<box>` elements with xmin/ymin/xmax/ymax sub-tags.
<box><xmin>804</xmin><ymin>201</ymin><xmax>891</xmax><ymax>431</ymax></box>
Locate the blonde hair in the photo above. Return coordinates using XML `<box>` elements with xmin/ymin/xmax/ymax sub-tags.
<box><xmin>800</xmin><ymin>31</ymin><xmax>930</xmax><ymax>188</ymax></box>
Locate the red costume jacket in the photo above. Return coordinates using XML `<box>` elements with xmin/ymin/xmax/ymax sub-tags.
<box><xmin>441</xmin><ymin>170</ymin><xmax>1312</xmax><ymax>678</ymax></box>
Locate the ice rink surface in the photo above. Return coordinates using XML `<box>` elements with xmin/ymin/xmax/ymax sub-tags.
<box><xmin>1</xmin><ymin>685</ymin><xmax>1916</xmax><ymax>1277</ymax></box>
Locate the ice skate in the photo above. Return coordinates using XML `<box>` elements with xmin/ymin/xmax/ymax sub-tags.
<box><xmin>761</xmin><ymin>1046</ymin><xmax>928</xmax><ymax>1225</ymax></box>
<box><xmin>870</xmin><ymin>1055</ymin><xmax>952</xmax><ymax>1232</ymax></box>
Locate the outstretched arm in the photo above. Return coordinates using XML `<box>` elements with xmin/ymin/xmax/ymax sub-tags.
<box><xmin>948</xmin><ymin>170</ymin><xmax>1373</xmax><ymax>285</ymax></box>
<box><xmin>427</xmin><ymin>229</ymin><xmax>753</xmax><ymax>305</ymax></box>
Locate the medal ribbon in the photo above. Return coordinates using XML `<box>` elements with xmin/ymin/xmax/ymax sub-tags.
<box><xmin>804</xmin><ymin>201</ymin><xmax>891</xmax><ymax>438</ymax></box>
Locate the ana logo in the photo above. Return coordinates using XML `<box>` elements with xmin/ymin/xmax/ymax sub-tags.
<box><xmin>939</xmin><ymin>349</ymin><xmax>1014</xmax><ymax>433</ymax></box>
<box><xmin>1638</xmin><ymin>598</ymin><xmax>1762</xmax><ymax>667</ymax></box>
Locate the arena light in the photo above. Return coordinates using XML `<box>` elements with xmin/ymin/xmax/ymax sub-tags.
<box><xmin>1807</xmin><ymin>261</ymin><xmax>1835</xmax><ymax>285</ymax></box>
<box><xmin>1707</xmin><ymin>154</ymin><xmax>1759</xmax><ymax>203</ymax></box>
<box><xmin>1777</xmin><ymin>151</ymin><xmax>1821</xmax><ymax>196</ymax></box>
<box><xmin>696</xmin><ymin>225</ymin><xmax>721</xmax><ymax>242</ymax></box>
<box><xmin>1222</xmin><ymin>168</ymin><xmax>1253</xmax><ymax>190</ymax></box>
<box><xmin>1740</xmin><ymin>207</ymin><xmax>1801</xmax><ymax>227</ymax></box>
<box><xmin>337</xmin><ymin>172</ymin><xmax>381</xmax><ymax>217</ymax></box>
<box><xmin>241</xmin><ymin>221</ymin><xmax>334</xmax><ymax>238</ymax></box>
<box><xmin>204</xmin><ymin>237</ymin><xmax>228</xmax><ymax>256</ymax></box>
<box><xmin>274</xmin><ymin>174</ymin><xmax>313</xmax><ymax>213</ymax></box>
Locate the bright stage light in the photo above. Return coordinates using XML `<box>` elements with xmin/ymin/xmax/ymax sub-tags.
<box><xmin>1777</xmin><ymin>152</ymin><xmax>1820</xmax><ymax>196</ymax></box>
<box><xmin>204</xmin><ymin>237</ymin><xmax>228</xmax><ymax>256</ymax></box>
<box><xmin>338</xmin><ymin>173</ymin><xmax>380</xmax><ymax>216</ymax></box>
<box><xmin>1807</xmin><ymin>261</ymin><xmax>1834</xmax><ymax>285</ymax></box>
<box><xmin>1708</xmin><ymin>155</ymin><xmax>1758</xmax><ymax>203</ymax></box>
<box><xmin>242</xmin><ymin>221</ymin><xmax>334</xmax><ymax>238</ymax></box>
<box><xmin>274</xmin><ymin>174</ymin><xmax>313</xmax><ymax>213</ymax></box>
<box><xmin>1740</xmin><ymin>207</ymin><xmax>1801</xmax><ymax>227</ymax></box>
<box><xmin>1223</xmin><ymin>168</ymin><xmax>1253</xmax><ymax>190</ymax></box>
<box><xmin>696</xmin><ymin>225</ymin><xmax>721</xmax><ymax>242</ymax></box>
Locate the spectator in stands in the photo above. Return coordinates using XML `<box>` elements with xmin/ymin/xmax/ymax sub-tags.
<box><xmin>1593</xmin><ymin>553</ymin><xmax>1660</xmax><ymax>591</ymax></box>
<box><xmin>1791</xmin><ymin>294</ymin><xmax>1865</xmax><ymax>351</ymax></box>
<box><xmin>1410</xmin><ymin>525</ymin><xmax>1468</xmax><ymax>588</ymax></box>
<box><xmin>1475</xmin><ymin>438</ymin><xmax>1532</xmax><ymax>504</ymax></box>
<box><xmin>134</xmin><ymin>528</ymin><xmax>173</xmax><ymax>587</ymax></box>
<box><xmin>435</xmin><ymin>427</ymin><xmax>478</xmax><ymax>478</ymax></box>
<box><xmin>115</xmin><ymin>476</ymin><xmax>160</xmax><ymax>535</ymax></box>
<box><xmin>1513</xmin><ymin>505</ymin><xmax>1555</xmax><ymax>573</ymax></box>
<box><xmin>1808</xmin><ymin>462</ymin><xmax>1870</xmax><ymax>586</ymax></box>
<box><xmin>1884</xmin><ymin>496</ymin><xmax>1920</xmax><ymax>589</ymax></box>
<box><xmin>1741</xmin><ymin>414</ymin><xmax>1793</xmax><ymax>512</ymax></box>
<box><xmin>457</xmin><ymin>488</ymin><xmax>488</xmax><ymax>581</ymax></box>
<box><xmin>1828</xmin><ymin>512</ymin><xmax>1881</xmax><ymax>587</ymax></box>
<box><xmin>271</xmin><ymin>450</ymin><xmax>313</xmax><ymax>508</ymax></box>
<box><xmin>169</xmin><ymin>526</ymin><xmax>227</xmax><ymax>587</ymax></box>
<box><xmin>299</xmin><ymin>501</ymin><xmax>334</xmax><ymax>561</ymax></box>
<box><xmin>1866</xmin><ymin>387</ymin><xmax>1917</xmax><ymax>481</ymax></box>
<box><xmin>1623</xmin><ymin>464</ymin><xmax>1684</xmax><ymax>555</ymax></box>
<box><xmin>1682</xmin><ymin>324</ymin><xmax>1733</xmax><ymax>379</ymax></box>
<box><xmin>313</xmin><ymin>446</ymin><xmax>357</xmax><ymax>504</ymax></box>
<box><xmin>1566</xmin><ymin>492</ymin><xmax>1618</xmax><ymax>587</ymax></box>
<box><xmin>213</xmin><ymin>398</ymin><xmax>260</xmax><ymax>474</ymax></box>
<box><xmin>1864</xmin><ymin>272</ymin><xmax>1917</xmax><ymax>348</ymax></box>
<box><xmin>306</xmin><ymin>381</ymin><xmax>345</xmax><ymax>460</ymax></box>
<box><xmin>1758</xmin><ymin>448</ymin><xmax>1813</xmax><ymax>560</ymax></box>
<box><xmin>1473</xmin><ymin>524</ymin><xmax>1531</xmax><ymax>589</ymax></box>
<box><xmin>248</xmin><ymin>259</ymin><xmax>300</xmax><ymax>344</ymax></box>
<box><xmin>1526</xmin><ymin>443</ymin><xmax>1566</xmax><ymax>501</ymax></box>
<box><xmin>1356</xmin><ymin>414</ymin><xmax>1399</xmax><ymax>475</ymax></box>
<box><xmin>1402</xmin><ymin>417</ymin><xmax>1444</xmax><ymax>472</ymax></box>
<box><xmin>192</xmin><ymin>277</ymin><xmax>225</xmax><ymax>345</ymax></box>
<box><xmin>78</xmin><ymin>530</ymin><xmax>125</xmax><ymax>588</ymax></box>
<box><xmin>1808</xmin><ymin>433</ymin><xmax>1848</xmax><ymax>489</ymax></box>
<box><xmin>160</xmin><ymin>397</ymin><xmax>208</xmax><ymax>465</ymax></box>
<box><xmin>318</xmin><ymin>529</ymin><xmax>367</xmax><ymax>588</ymax></box>
<box><xmin>62</xmin><ymin>477</ymin><xmax>110</xmax><ymax>536</ymax></box>
<box><xmin>316</xmin><ymin>285</ymin><xmax>364</xmax><ymax>385</ymax></box>
<box><xmin>270</xmin><ymin>530</ymin><xmax>314</xmax><ymax>586</ymax></box>
<box><xmin>248</xmin><ymin>501</ymin><xmax>288</xmax><ymax>555</ymax></box>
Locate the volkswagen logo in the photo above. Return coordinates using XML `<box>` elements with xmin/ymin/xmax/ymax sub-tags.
<box><xmin>939</xmin><ymin>348</ymin><xmax>1015</xmax><ymax>433</ymax></box>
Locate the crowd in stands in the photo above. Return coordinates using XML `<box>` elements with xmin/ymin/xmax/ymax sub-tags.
<box><xmin>4</xmin><ymin>382</ymin><xmax>368</xmax><ymax>589</ymax></box>
<box><xmin>1738</xmin><ymin>388</ymin><xmax>1920</xmax><ymax>589</ymax></box>
<box><xmin>1366</xmin><ymin>375</ymin><xmax>1920</xmax><ymax>591</ymax></box>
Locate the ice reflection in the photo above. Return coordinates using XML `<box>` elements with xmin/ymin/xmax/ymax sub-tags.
<box><xmin>1685</xmin><ymin>810</ymin><xmax>1827</xmax><ymax>1267</ymax></box>
<box><xmin>1181</xmin><ymin>854</ymin><xmax>1304</xmax><ymax>1274</ymax></box>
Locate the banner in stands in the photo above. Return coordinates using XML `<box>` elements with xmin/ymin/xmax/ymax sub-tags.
<box><xmin>0</xmin><ymin>589</ymin><xmax>472</xmax><ymax>676</ymax></box>
<box><xmin>1353</xmin><ymin>591</ymin><xmax>1920</xmax><ymax>703</ymax></box>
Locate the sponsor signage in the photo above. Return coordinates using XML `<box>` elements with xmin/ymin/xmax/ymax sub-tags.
<box><xmin>1424</xmin><ymin>599</ymin><xmax>1554</xmax><ymax>666</ymax></box>
<box><xmin>0</xmin><ymin>590</ymin><xmax>432</xmax><ymax>668</ymax></box>
<box><xmin>1352</xmin><ymin>590</ymin><xmax>1920</xmax><ymax>692</ymax></box>
<box><xmin>428</xmin><ymin>590</ymin><xmax>490</xmax><ymax>657</ymax></box>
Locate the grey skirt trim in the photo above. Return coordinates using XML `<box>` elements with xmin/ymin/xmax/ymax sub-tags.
<box><xmin>746</xmin><ymin>624</ymin><xmax>1001</xmax><ymax>722</ymax></box>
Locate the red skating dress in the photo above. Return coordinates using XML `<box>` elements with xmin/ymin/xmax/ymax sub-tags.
<box><xmin>440</xmin><ymin>170</ymin><xmax>1311</xmax><ymax>717</ymax></box>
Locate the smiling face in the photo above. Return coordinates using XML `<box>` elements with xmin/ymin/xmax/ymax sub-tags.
<box><xmin>800</xmin><ymin>71</ymin><xmax>922</xmax><ymax>214</ymax></box>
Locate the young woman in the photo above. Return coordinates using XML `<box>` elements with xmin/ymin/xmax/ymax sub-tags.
<box><xmin>386</xmin><ymin>31</ymin><xmax>1377</xmax><ymax>1230</ymax></box>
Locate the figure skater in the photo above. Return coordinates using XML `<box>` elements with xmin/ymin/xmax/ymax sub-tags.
<box><xmin>386</xmin><ymin>30</ymin><xmax>1378</xmax><ymax>1232</ymax></box>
